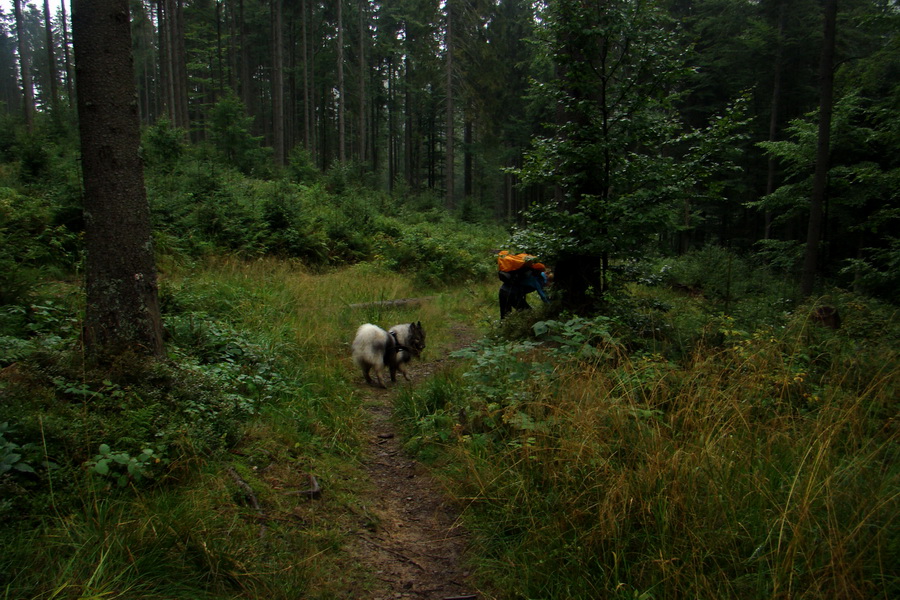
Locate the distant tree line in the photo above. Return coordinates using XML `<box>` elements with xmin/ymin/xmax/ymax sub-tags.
<box><xmin>0</xmin><ymin>0</ymin><xmax>897</xmax><ymax>299</ymax></box>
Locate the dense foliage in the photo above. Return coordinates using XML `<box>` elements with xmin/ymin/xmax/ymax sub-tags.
<box><xmin>396</xmin><ymin>272</ymin><xmax>899</xmax><ymax>599</ymax></box>
<box><xmin>0</xmin><ymin>106</ymin><xmax>502</xmax><ymax>595</ymax></box>
<box><xmin>0</xmin><ymin>0</ymin><xmax>898</xmax><ymax>301</ymax></box>
<box><xmin>0</xmin><ymin>1</ymin><xmax>897</xmax><ymax>597</ymax></box>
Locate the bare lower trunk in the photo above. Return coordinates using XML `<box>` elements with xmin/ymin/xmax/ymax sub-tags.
<box><xmin>72</xmin><ymin>0</ymin><xmax>164</xmax><ymax>359</ymax></box>
<box><xmin>800</xmin><ymin>0</ymin><xmax>837</xmax><ymax>297</ymax></box>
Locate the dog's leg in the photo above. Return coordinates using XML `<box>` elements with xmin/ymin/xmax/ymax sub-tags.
<box><xmin>375</xmin><ymin>370</ymin><xmax>387</xmax><ymax>388</ymax></box>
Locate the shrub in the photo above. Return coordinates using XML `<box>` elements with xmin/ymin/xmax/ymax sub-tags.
<box><xmin>0</xmin><ymin>188</ymin><xmax>82</xmax><ymax>306</ymax></box>
<box><xmin>398</xmin><ymin>286</ymin><xmax>899</xmax><ymax>600</ymax></box>
<box><xmin>141</xmin><ymin>117</ymin><xmax>186</xmax><ymax>172</ymax></box>
<box><xmin>207</xmin><ymin>93</ymin><xmax>272</xmax><ymax>175</ymax></box>
<box><xmin>659</xmin><ymin>245</ymin><xmax>761</xmax><ymax>301</ymax></box>
<box><xmin>374</xmin><ymin>219</ymin><xmax>497</xmax><ymax>286</ymax></box>
<box><xmin>287</xmin><ymin>146</ymin><xmax>321</xmax><ymax>185</ymax></box>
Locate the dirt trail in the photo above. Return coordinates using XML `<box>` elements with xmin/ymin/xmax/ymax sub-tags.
<box><xmin>345</xmin><ymin>327</ymin><xmax>479</xmax><ymax>600</ymax></box>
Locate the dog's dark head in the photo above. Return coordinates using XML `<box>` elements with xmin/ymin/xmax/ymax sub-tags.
<box><xmin>407</xmin><ymin>321</ymin><xmax>426</xmax><ymax>357</ymax></box>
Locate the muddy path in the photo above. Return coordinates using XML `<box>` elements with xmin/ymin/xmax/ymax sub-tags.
<box><xmin>343</xmin><ymin>325</ymin><xmax>481</xmax><ymax>599</ymax></box>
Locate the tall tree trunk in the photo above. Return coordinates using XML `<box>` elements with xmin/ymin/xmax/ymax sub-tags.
<box><xmin>215</xmin><ymin>0</ymin><xmax>224</xmax><ymax>94</ymax></box>
<box><xmin>301</xmin><ymin>0</ymin><xmax>311</xmax><ymax>151</ymax></box>
<box><xmin>160</xmin><ymin>0</ymin><xmax>176</xmax><ymax>123</ymax></box>
<box><xmin>309</xmin><ymin>3</ymin><xmax>317</xmax><ymax>163</ymax></box>
<box><xmin>337</xmin><ymin>0</ymin><xmax>346</xmax><ymax>164</ymax></box>
<box><xmin>370</xmin><ymin>71</ymin><xmax>378</xmax><ymax>170</ymax></box>
<box><xmin>72</xmin><ymin>0</ymin><xmax>164</xmax><ymax>360</ymax></box>
<box><xmin>173</xmin><ymin>0</ymin><xmax>189</xmax><ymax>130</ymax></box>
<box><xmin>60</xmin><ymin>0</ymin><xmax>74</xmax><ymax>103</ymax></box>
<box><xmin>239</xmin><ymin>0</ymin><xmax>252</xmax><ymax>113</ymax></box>
<box><xmin>13</xmin><ymin>0</ymin><xmax>34</xmax><ymax>129</ymax></box>
<box><xmin>227</xmin><ymin>0</ymin><xmax>238</xmax><ymax>92</ymax></box>
<box><xmin>404</xmin><ymin>54</ymin><xmax>413</xmax><ymax>188</ymax></box>
<box><xmin>464</xmin><ymin>116</ymin><xmax>473</xmax><ymax>198</ymax></box>
<box><xmin>444</xmin><ymin>0</ymin><xmax>455</xmax><ymax>209</ymax></box>
<box><xmin>388</xmin><ymin>58</ymin><xmax>395</xmax><ymax>192</ymax></box>
<box><xmin>765</xmin><ymin>2</ymin><xmax>786</xmax><ymax>240</ymax></box>
<box><xmin>800</xmin><ymin>0</ymin><xmax>837</xmax><ymax>298</ymax></box>
<box><xmin>357</xmin><ymin>0</ymin><xmax>366</xmax><ymax>163</ymax></box>
<box><xmin>43</xmin><ymin>0</ymin><xmax>59</xmax><ymax>112</ymax></box>
<box><xmin>286</xmin><ymin>6</ymin><xmax>295</xmax><ymax>154</ymax></box>
<box><xmin>272</xmin><ymin>0</ymin><xmax>285</xmax><ymax>166</ymax></box>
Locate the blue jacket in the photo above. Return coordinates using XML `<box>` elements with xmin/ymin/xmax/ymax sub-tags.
<box><xmin>521</xmin><ymin>271</ymin><xmax>550</xmax><ymax>303</ymax></box>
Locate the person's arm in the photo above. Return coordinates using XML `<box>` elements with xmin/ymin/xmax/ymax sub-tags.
<box><xmin>524</xmin><ymin>273</ymin><xmax>550</xmax><ymax>303</ymax></box>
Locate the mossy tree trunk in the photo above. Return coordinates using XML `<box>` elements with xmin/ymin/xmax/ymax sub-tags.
<box><xmin>72</xmin><ymin>0</ymin><xmax>165</xmax><ymax>360</ymax></box>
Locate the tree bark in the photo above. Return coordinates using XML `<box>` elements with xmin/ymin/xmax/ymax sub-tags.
<box><xmin>445</xmin><ymin>0</ymin><xmax>455</xmax><ymax>209</ymax></box>
<box><xmin>43</xmin><ymin>0</ymin><xmax>59</xmax><ymax>112</ymax></box>
<box><xmin>388</xmin><ymin>58</ymin><xmax>395</xmax><ymax>191</ymax></box>
<box><xmin>337</xmin><ymin>0</ymin><xmax>346</xmax><ymax>164</ymax></box>
<box><xmin>404</xmin><ymin>55</ymin><xmax>412</xmax><ymax>187</ymax></box>
<box><xmin>215</xmin><ymin>0</ymin><xmax>224</xmax><ymax>94</ymax></box>
<box><xmin>358</xmin><ymin>0</ymin><xmax>366</xmax><ymax>163</ymax></box>
<box><xmin>72</xmin><ymin>0</ymin><xmax>165</xmax><ymax>360</ymax></box>
<box><xmin>172</xmin><ymin>0</ymin><xmax>190</xmax><ymax>130</ymax></box>
<box><xmin>227</xmin><ymin>0</ymin><xmax>238</xmax><ymax>93</ymax></box>
<box><xmin>239</xmin><ymin>0</ymin><xmax>252</xmax><ymax>116</ymax></box>
<box><xmin>160</xmin><ymin>0</ymin><xmax>178</xmax><ymax>124</ymax></box>
<box><xmin>301</xmin><ymin>0</ymin><xmax>311</xmax><ymax>151</ymax></box>
<box><xmin>13</xmin><ymin>0</ymin><xmax>35</xmax><ymax>129</ymax></box>
<box><xmin>464</xmin><ymin>116</ymin><xmax>472</xmax><ymax>198</ymax></box>
<box><xmin>272</xmin><ymin>0</ymin><xmax>285</xmax><ymax>166</ymax></box>
<box><xmin>764</xmin><ymin>2</ymin><xmax>786</xmax><ymax>240</ymax></box>
<box><xmin>60</xmin><ymin>0</ymin><xmax>74</xmax><ymax>103</ymax></box>
<box><xmin>800</xmin><ymin>0</ymin><xmax>837</xmax><ymax>297</ymax></box>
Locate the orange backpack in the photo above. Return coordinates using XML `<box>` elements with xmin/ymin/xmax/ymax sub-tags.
<box><xmin>497</xmin><ymin>251</ymin><xmax>536</xmax><ymax>272</ymax></box>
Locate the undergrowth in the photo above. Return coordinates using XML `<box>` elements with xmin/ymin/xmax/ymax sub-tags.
<box><xmin>0</xmin><ymin>253</ymin><xmax>497</xmax><ymax>599</ymax></box>
<box><xmin>395</xmin><ymin>289</ymin><xmax>899</xmax><ymax>599</ymax></box>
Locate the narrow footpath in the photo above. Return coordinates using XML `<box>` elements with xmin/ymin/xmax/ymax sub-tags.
<box><xmin>343</xmin><ymin>328</ymin><xmax>480</xmax><ymax>600</ymax></box>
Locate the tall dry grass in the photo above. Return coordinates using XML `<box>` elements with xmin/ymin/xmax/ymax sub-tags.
<box><xmin>404</xmin><ymin>302</ymin><xmax>899</xmax><ymax>599</ymax></box>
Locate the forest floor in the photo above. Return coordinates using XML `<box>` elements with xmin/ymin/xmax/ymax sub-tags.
<box><xmin>340</xmin><ymin>323</ymin><xmax>481</xmax><ymax>599</ymax></box>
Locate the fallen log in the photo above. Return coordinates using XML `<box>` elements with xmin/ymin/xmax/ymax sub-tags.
<box><xmin>348</xmin><ymin>296</ymin><xmax>438</xmax><ymax>310</ymax></box>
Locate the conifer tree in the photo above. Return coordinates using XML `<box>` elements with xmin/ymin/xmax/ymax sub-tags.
<box><xmin>72</xmin><ymin>0</ymin><xmax>164</xmax><ymax>359</ymax></box>
<box><xmin>516</xmin><ymin>0</ymin><xmax>688</xmax><ymax>307</ymax></box>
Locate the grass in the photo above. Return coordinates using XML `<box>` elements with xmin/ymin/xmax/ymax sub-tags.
<box><xmin>394</xmin><ymin>289</ymin><xmax>900</xmax><ymax>599</ymax></box>
<box><xmin>1</xmin><ymin>256</ymin><xmax>498</xmax><ymax>599</ymax></box>
<box><xmin>3</xmin><ymin>253</ymin><xmax>897</xmax><ymax>599</ymax></box>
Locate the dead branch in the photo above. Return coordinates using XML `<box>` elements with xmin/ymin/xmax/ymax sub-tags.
<box><xmin>226</xmin><ymin>466</ymin><xmax>267</xmax><ymax>539</ymax></box>
<box><xmin>281</xmin><ymin>474</ymin><xmax>322</xmax><ymax>500</ymax></box>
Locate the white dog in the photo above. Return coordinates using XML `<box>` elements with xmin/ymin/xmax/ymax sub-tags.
<box><xmin>351</xmin><ymin>322</ymin><xmax>425</xmax><ymax>388</ymax></box>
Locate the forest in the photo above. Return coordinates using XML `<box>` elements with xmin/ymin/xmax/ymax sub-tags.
<box><xmin>0</xmin><ymin>0</ymin><xmax>898</xmax><ymax>598</ymax></box>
